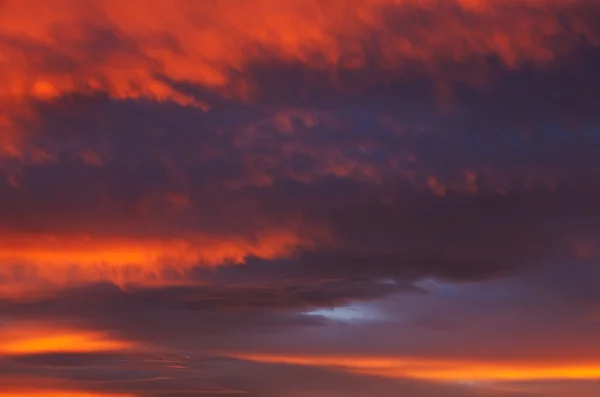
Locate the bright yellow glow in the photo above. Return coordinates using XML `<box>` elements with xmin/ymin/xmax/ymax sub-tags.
<box><xmin>231</xmin><ymin>354</ymin><xmax>600</xmax><ymax>381</ymax></box>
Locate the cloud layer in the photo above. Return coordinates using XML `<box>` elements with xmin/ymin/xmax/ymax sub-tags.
<box><xmin>2</xmin><ymin>1</ymin><xmax>600</xmax><ymax>396</ymax></box>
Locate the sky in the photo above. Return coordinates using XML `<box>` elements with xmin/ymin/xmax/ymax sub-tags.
<box><xmin>1</xmin><ymin>0</ymin><xmax>600</xmax><ymax>396</ymax></box>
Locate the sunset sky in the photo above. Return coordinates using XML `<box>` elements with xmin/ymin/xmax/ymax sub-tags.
<box><xmin>2</xmin><ymin>0</ymin><xmax>600</xmax><ymax>396</ymax></box>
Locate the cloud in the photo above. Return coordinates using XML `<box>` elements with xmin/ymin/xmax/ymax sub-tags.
<box><xmin>2</xmin><ymin>0</ymin><xmax>599</xmax><ymax>103</ymax></box>
<box><xmin>0</xmin><ymin>352</ymin><xmax>545</xmax><ymax>397</ymax></box>
<box><xmin>3</xmin><ymin>61</ymin><xmax>600</xmax><ymax>290</ymax></box>
<box><xmin>0</xmin><ymin>321</ymin><xmax>136</xmax><ymax>356</ymax></box>
<box><xmin>2</xmin><ymin>1</ymin><xmax>600</xmax><ymax>396</ymax></box>
<box><xmin>1</xmin><ymin>0</ymin><xmax>599</xmax><ymax>161</ymax></box>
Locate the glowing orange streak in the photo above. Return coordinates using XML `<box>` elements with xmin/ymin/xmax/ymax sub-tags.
<box><xmin>0</xmin><ymin>375</ymin><xmax>138</xmax><ymax>397</ymax></box>
<box><xmin>230</xmin><ymin>354</ymin><xmax>600</xmax><ymax>381</ymax></box>
<box><xmin>0</xmin><ymin>231</ymin><xmax>311</xmax><ymax>293</ymax></box>
<box><xmin>0</xmin><ymin>232</ymin><xmax>305</xmax><ymax>268</ymax></box>
<box><xmin>0</xmin><ymin>324</ymin><xmax>135</xmax><ymax>356</ymax></box>
<box><xmin>0</xmin><ymin>392</ymin><xmax>135</xmax><ymax>397</ymax></box>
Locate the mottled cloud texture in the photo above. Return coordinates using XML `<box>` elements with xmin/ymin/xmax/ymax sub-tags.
<box><xmin>1</xmin><ymin>1</ymin><xmax>600</xmax><ymax>396</ymax></box>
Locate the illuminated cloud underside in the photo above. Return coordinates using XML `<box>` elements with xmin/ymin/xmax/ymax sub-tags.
<box><xmin>0</xmin><ymin>323</ymin><xmax>135</xmax><ymax>356</ymax></box>
<box><xmin>0</xmin><ymin>231</ymin><xmax>312</xmax><ymax>293</ymax></box>
<box><xmin>231</xmin><ymin>354</ymin><xmax>600</xmax><ymax>382</ymax></box>
<box><xmin>0</xmin><ymin>392</ymin><xmax>133</xmax><ymax>397</ymax></box>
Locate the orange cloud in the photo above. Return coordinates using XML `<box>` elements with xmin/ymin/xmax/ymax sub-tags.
<box><xmin>0</xmin><ymin>322</ymin><xmax>135</xmax><ymax>356</ymax></box>
<box><xmin>0</xmin><ymin>230</ymin><xmax>313</xmax><ymax>294</ymax></box>
<box><xmin>0</xmin><ymin>0</ymin><xmax>596</xmax><ymax>161</ymax></box>
<box><xmin>0</xmin><ymin>0</ymin><xmax>596</xmax><ymax>106</ymax></box>
<box><xmin>0</xmin><ymin>390</ymin><xmax>134</xmax><ymax>397</ymax></box>
<box><xmin>231</xmin><ymin>353</ymin><xmax>600</xmax><ymax>382</ymax></box>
